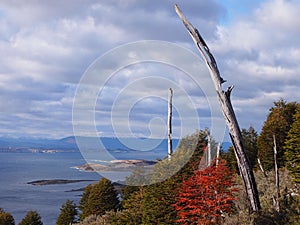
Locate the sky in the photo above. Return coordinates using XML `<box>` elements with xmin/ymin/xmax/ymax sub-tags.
<box><xmin>0</xmin><ymin>0</ymin><xmax>299</xmax><ymax>141</ymax></box>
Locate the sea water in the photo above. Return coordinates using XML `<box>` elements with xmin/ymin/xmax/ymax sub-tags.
<box><xmin>0</xmin><ymin>152</ymin><xmax>101</xmax><ymax>225</ymax></box>
<box><xmin>0</xmin><ymin>149</ymin><xmax>168</xmax><ymax>225</ymax></box>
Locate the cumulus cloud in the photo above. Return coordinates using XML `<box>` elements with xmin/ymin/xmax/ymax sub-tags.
<box><xmin>0</xmin><ymin>0</ymin><xmax>298</xmax><ymax>140</ymax></box>
<box><xmin>1</xmin><ymin>0</ymin><xmax>225</xmax><ymax>139</ymax></box>
<box><xmin>210</xmin><ymin>0</ymin><xmax>300</xmax><ymax>131</ymax></box>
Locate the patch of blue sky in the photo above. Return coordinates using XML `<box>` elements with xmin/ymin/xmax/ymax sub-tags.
<box><xmin>217</xmin><ymin>0</ymin><xmax>266</xmax><ymax>25</ymax></box>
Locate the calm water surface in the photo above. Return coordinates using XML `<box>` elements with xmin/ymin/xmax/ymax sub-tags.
<box><xmin>0</xmin><ymin>149</ymin><xmax>168</xmax><ymax>225</ymax></box>
<box><xmin>0</xmin><ymin>152</ymin><xmax>101</xmax><ymax>225</ymax></box>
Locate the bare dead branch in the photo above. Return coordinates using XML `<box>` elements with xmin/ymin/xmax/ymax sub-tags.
<box><xmin>175</xmin><ymin>4</ymin><xmax>261</xmax><ymax>213</ymax></box>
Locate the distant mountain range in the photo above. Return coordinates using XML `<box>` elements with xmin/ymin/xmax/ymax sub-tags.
<box><xmin>0</xmin><ymin>136</ymin><xmax>178</xmax><ymax>153</ymax></box>
<box><xmin>0</xmin><ymin>136</ymin><xmax>232</xmax><ymax>153</ymax></box>
<box><xmin>0</xmin><ymin>136</ymin><xmax>78</xmax><ymax>151</ymax></box>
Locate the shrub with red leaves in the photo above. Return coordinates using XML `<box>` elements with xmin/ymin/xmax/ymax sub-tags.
<box><xmin>173</xmin><ymin>159</ymin><xmax>237</xmax><ymax>225</ymax></box>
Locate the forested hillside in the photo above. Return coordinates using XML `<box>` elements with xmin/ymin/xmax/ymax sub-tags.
<box><xmin>73</xmin><ymin>100</ymin><xmax>300</xmax><ymax>225</ymax></box>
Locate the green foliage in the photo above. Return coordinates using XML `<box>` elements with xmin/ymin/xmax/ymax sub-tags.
<box><xmin>0</xmin><ymin>208</ymin><xmax>15</xmax><ymax>225</ymax></box>
<box><xmin>222</xmin><ymin>169</ymin><xmax>300</xmax><ymax>225</ymax></box>
<box><xmin>242</xmin><ymin>126</ymin><xmax>258</xmax><ymax>169</ymax></box>
<box><xmin>138</xmin><ymin>130</ymin><xmax>207</xmax><ymax>185</ymax></box>
<box><xmin>73</xmin><ymin>127</ymin><xmax>300</xmax><ymax>225</ymax></box>
<box><xmin>100</xmin><ymin>210</ymin><xmax>140</xmax><ymax>225</ymax></box>
<box><xmin>141</xmin><ymin>130</ymin><xmax>206</xmax><ymax>224</ymax></box>
<box><xmin>257</xmin><ymin>99</ymin><xmax>298</xmax><ymax>171</ymax></box>
<box><xmin>284</xmin><ymin>104</ymin><xmax>300</xmax><ymax>183</ymax></box>
<box><xmin>119</xmin><ymin>187</ymin><xmax>145</xmax><ymax>224</ymax></box>
<box><xmin>18</xmin><ymin>210</ymin><xmax>43</xmax><ymax>225</ymax></box>
<box><xmin>79</xmin><ymin>184</ymin><xmax>93</xmax><ymax>220</ymax></box>
<box><xmin>56</xmin><ymin>200</ymin><xmax>78</xmax><ymax>225</ymax></box>
<box><xmin>220</xmin><ymin>146</ymin><xmax>238</xmax><ymax>173</ymax></box>
<box><xmin>123</xmin><ymin>166</ymin><xmax>149</xmax><ymax>186</ymax></box>
<box><xmin>220</xmin><ymin>126</ymin><xmax>258</xmax><ymax>174</ymax></box>
<box><xmin>74</xmin><ymin>215</ymin><xmax>100</xmax><ymax>225</ymax></box>
<box><xmin>253</xmin><ymin>169</ymin><xmax>300</xmax><ymax>225</ymax></box>
<box><xmin>178</xmin><ymin>130</ymin><xmax>207</xmax><ymax>173</ymax></box>
<box><xmin>79</xmin><ymin>178</ymin><xmax>120</xmax><ymax>220</ymax></box>
<box><xmin>142</xmin><ymin>178</ymin><xmax>179</xmax><ymax>225</ymax></box>
<box><xmin>70</xmin><ymin>113</ymin><xmax>300</xmax><ymax>225</ymax></box>
<box><xmin>120</xmin><ymin>184</ymin><xmax>139</xmax><ymax>203</ymax></box>
<box><xmin>75</xmin><ymin>211</ymin><xmax>139</xmax><ymax>225</ymax></box>
<box><xmin>107</xmin><ymin>130</ymin><xmax>207</xmax><ymax>225</ymax></box>
<box><xmin>77</xmin><ymin>189</ymin><xmax>146</xmax><ymax>224</ymax></box>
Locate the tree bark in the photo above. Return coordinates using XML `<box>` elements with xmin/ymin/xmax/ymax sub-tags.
<box><xmin>168</xmin><ymin>88</ymin><xmax>173</xmax><ymax>160</ymax></box>
<box><xmin>174</xmin><ymin>4</ymin><xmax>261</xmax><ymax>213</ymax></box>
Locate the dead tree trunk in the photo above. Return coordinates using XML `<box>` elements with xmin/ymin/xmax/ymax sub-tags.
<box><xmin>257</xmin><ymin>158</ymin><xmax>268</xmax><ymax>178</ymax></box>
<box><xmin>205</xmin><ymin>129</ymin><xmax>212</xmax><ymax>166</ymax></box>
<box><xmin>168</xmin><ymin>88</ymin><xmax>173</xmax><ymax>160</ymax></box>
<box><xmin>175</xmin><ymin>4</ymin><xmax>261</xmax><ymax>213</ymax></box>
<box><xmin>273</xmin><ymin>134</ymin><xmax>280</xmax><ymax>212</ymax></box>
<box><xmin>216</xmin><ymin>142</ymin><xmax>221</xmax><ymax>167</ymax></box>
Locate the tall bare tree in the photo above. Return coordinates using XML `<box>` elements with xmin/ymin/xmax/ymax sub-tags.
<box><xmin>216</xmin><ymin>142</ymin><xmax>221</xmax><ymax>167</ymax></box>
<box><xmin>205</xmin><ymin>129</ymin><xmax>212</xmax><ymax>166</ymax></box>
<box><xmin>174</xmin><ymin>4</ymin><xmax>261</xmax><ymax>213</ymax></box>
<box><xmin>273</xmin><ymin>134</ymin><xmax>280</xmax><ymax>212</ymax></box>
<box><xmin>168</xmin><ymin>88</ymin><xmax>173</xmax><ymax>160</ymax></box>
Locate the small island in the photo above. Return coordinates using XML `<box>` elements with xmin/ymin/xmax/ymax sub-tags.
<box><xmin>75</xmin><ymin>159</ymin><xmax>157</xmax><ymax>172</ymax></box>
<box><xmin>27</xmin><ymin>179</ymin><xmax>96</xmax><ymax>185</ymax></box>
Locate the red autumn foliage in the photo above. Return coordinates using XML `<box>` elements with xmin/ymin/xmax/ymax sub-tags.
<box><xmin>173</xmin><ymin>159</ymin><xmax>237</xmax><ymax>225</ymax></box>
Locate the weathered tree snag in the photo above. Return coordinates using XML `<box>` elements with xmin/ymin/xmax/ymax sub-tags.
<box><xmin>216</xmin><ymin>142</ymin><xmax>221</xmax><ymax>167</ymax></box>
<box><xmin>273</xmin><ymin>134</ymin><xmax>280</xmax><ymax>212</ymax></box>
<box><xmin>205</xmin><ymin>129</ymin><xmax>212</xmax><ymax>166</ymax></box>
<box><xmin>168</xmin><ymin>88</ymin><xmax>173</xmax><ymax>160</ymax></box>
<box><xmin>175</xmin><ymin>4</ymin><xmax>261</xmax><ymax>213</ymax></box>
<box><xmin>257</xmin><ymin>158</ymin><xmax>268</xmax><ymax>178</ymax></box>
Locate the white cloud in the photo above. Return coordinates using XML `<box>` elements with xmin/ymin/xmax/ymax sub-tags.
<box><xmin>210</xmin><ymin>0</ymin><xmax>300</xmax><ymax>133</ymax></box>
<box><xmin>0</xmin><ymin>0</ymin><xmax>298</xmax><ymax>139</ymax></box>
